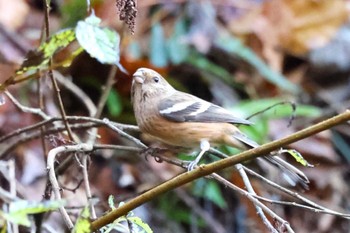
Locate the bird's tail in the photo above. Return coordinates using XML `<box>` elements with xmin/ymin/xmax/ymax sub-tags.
<box><xmin>232</xmin><ymin>131</ymin><xmax>309</xmax><ymax>189</ymax></box>
<box><xmin>262</xmin><ymin>155</ymin><xmax>309</xmax><ymax>189</ymax></box>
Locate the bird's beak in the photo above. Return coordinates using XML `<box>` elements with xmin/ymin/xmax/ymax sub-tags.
<box><xmin>133</xmin><ymin>69</ymin><xmax>145</xmax><ymax>84</ymax></box>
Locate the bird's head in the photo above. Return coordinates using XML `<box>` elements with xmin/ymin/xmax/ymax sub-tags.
<box><xmin>132</xmin><ymin>68</ymin><xmax>175</xmax><ymax>96</ymax></box>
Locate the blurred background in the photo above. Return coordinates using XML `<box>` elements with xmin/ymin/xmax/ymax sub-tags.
<box><xmin>0</xmin><ymin>0</ymin><xmax>350</xmax><ymax>232</ymax></box>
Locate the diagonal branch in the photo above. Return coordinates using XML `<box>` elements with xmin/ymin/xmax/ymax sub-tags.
<box><xmin>91</xmin><ymin>110</ymin><xmax>350</xmax><ymax>231</ymax></box>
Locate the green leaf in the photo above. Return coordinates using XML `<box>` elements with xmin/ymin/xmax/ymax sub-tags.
<box><xmin>150</xmin><ymin>22</ymin><xmax>168</xmax><ymax>67</ymax></box>
<box><xmin>60</xmin><ymin>0</ymin><xmax>87</xmax><ymax>27</ymax></box>
<box><xmin>193</xmin><ymin>180</ymin><xmax>227</xmax><ymax>209</ymax></box>
<box><xmin>239</xmin><ymin>119</ymin><xmax>269</xmax><ymax>144</ymax></box>
<box><xmin>16</xmin><ymin>29</ymin><xmax>77</xmax><ymax>75</ymax></box>
<box><xmin>217</xmin><ymin>35</ymin><xmax>300</xmax><ymax>94</ymax></box>
<box><xmin>228</xmin><ymin>99</ymin><xmax>321</xmax><ymax>144</ymax></box>
<box><xmin>186</xmin><ymin>52</ymin><xmax>234</xmax><ymax>85</ymax></box>
<box><xmin>40</xmin><ymin>29</ymin><xmax>77</xmax><ymax>58</ymax></box>
<box><xmin>279</xmin><ymin>149</ymin><xmax>314</xmax><ymax>167</ymax></box>
<box><xmin>73</xmin><ymin>207</ymin><xmax>91</xmax><ymax>233</ymax></box>
<box><xmin>1</xmin><ymin>200</ymin><xmax>64</xmax><ymax>227</ymax></box>
<box><xmin>185</xmin><ymin>52</ymin><xmax>245</xmax><ymax>93</ymax></box>
<box><xmin>106</xmin><ymin>89</ymin><xmax>122</xmax><ymax>117</ymax></box>
<box><xmin>108</xmin><ymin>195</ymin><xmax>116</xmax><ymax>210</ymax></box>
<box><xmin>76</xmin><ymin>13</ymin><xmax>121</xmax><ymax>66</ymax></box>
<box><xmin>230</xmin><ymin>98</ymin><xmax>321</xmax><ymax>119</ymax></box>
<box><xmin>128</xmin><ymin>216</ymin><xmax>153</xmax><ymax>233</ymax></box>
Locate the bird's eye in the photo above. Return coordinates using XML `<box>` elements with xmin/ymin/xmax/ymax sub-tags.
<box><xmin>153</xmin><ymin>76</ymin><xmax>160</xmax><ymax>83</ymax></box>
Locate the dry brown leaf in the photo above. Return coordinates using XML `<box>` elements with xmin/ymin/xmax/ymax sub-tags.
<box><xmin>231</xmin><ymin>0</ymin><xmax>348</xmax><ymax>56</ymax></box>
<box><xmin>281</xmin><ymin>0</ymin><xmax>348</xmax><ymax>54</ymax></box>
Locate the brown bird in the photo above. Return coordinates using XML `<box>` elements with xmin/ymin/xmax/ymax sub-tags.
<box><xmin>131</xmin><ymin>67</ymin><xmax>309</xmax><ymax>187</ymax></box>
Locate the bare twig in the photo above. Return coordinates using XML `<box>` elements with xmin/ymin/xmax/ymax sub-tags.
<box><xmin>37</xmin><ymin>77</ymin><xmax>48</xmax><ymax>162</ymax></box>
<box><xmin>235</xmin><ymin>164</ymin><xmax>278</xmax><ymax>233</ymax></box>
<box><xmin>43</xmin><ymin>0</ymin><xmax>75</xmax><ymax>142</ymax></box>
<box><xmin>246</xmin><ymin>101</ymin><xmax>296</xmax><ymax>127</ymax></box>
<box><xmin>212</xmin><ymin>174</ymin><xmax>294</xmax><ymax>233</ymax></box>
<box><xmin>5</xmin><ymin>91</ymin><xmax>50</xmax><ymax>120</ymax></box>
<box><xmin>47</xmin><ymin>144</ymin><xmax>94</xmax><ymax>229</ymax></box>
<box><xmin>243</xmin><ymin>166</ymin><xmax>350</xmax><ymax>219</ymax></box>
<box><xmin>54</xmin><ymin>71</ymin><xmax>97</xmax><ymax>117</ymax></box>
<box><xmin>103</xmin><ymin>118</ymin><xmax>146</xmax><ymax>148</ymax></box>
<box><xmin>0</xmin><ymin>116</ymin><xmax>138</xmax><ymax>144</ymax></box>
<box><xmin>55</xmin><ymin>71</ymin><xmax>99</xmax><ymax>218</ymax></box>
<box><xmin>0</xmin><ymin>122</ymin><xmax>98</xmax><ymax>158</ymax></box>
<box><xmin>94</xmin><ymin>66</ymin><xmax>118</xmax><ymax>118</ymax></box>
<box><xmin>142</xmin><ymin>153</ymin><xmax>290</xmax><ymax>232</ymax></box>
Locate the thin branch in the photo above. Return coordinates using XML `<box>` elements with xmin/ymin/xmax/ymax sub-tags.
<box><xmin>47</xmin><ymin>144</ymin><xmax>94</xmax><ymax>229</ymax></box>
<box><xmin>43</xmin><ymin>0</ymin><xmax>75</xmax><ymax>142</ymax></box>
<box><xmin>0</xmin><ymin>116</ymin><xmax>138</xmax><ymax>145</ymax></box>
<box><xmin>82</xmin><ymin>154</ymin><xmax>97</xmax><ymax>219</ymax></box>
<box><xmin>78</xmin><ymin>66</ymin><xmax>118</xmax><ymax>218</ymax></box>
<box><xmin>103</xmin><ymin>118</ymin><xmax>146</xmax><ymax>148</ymax></box>
<box><xmin>37</xmin><ymin>76</ymin><xmax>48</xmax><ymax>162</ymax></box>
<box><xmin>246</xmin><ymin>101</ymin><xmax>296</xmax><ymax>127</ymax></box>
<box><xmin>141</xmin><ymin>153</ymin><xmax>290</xmax><ymax>232</ymax></box>
<box><xmin>91</xmin><ymin>110</ymin><xmax>350</xmax><ymax>231</ymax></box>
<box><xmin>243</xmin><ymin>166</ymin><xmax>350</xmax><ymax>218</ymax></box>
<box><xmin>212</xmin><ymin>174</ymin><xmax>294</xmax><ymax>233</ymax></box>
<box><xmin>235</xmin><ymin>164</ymin><xmax>278</xmax><ymax>233</ymax></box>
<box><xmin>4</xmin><ymin>91</ymin><xmax>50</xmax><ymax>120</ymax></box>
<box><xmin>252</xmin><ymin>194</ymin><xmax>350</xmax><ymax>219</ymax></box>
<box><xmin>209</xmin><ymin>148</ymin><xmax>350</xmax><ymax>218</ymax></box>
<box><xmin>93</xmin><ymin>144</ymin><xmax>141</xmax><ymax>152</ymax></box>
<box><xmin>0</xmin><ymin>122</ymin><xmax>98</xmax><ymax>159</ymax></box>
<box><xmin>55</xmin><ymin>71</ymin><xmax>98</xmax><ymax>218</ymax></box>
<box><xmin>94</xmin><ymin>66</ymin><xmax>118</xmax><ymax>119</ymax></box>
<box><xmin>54</xmin><ymin>71</ymin><xmax>97</xmax><ymax>117</ymax></box>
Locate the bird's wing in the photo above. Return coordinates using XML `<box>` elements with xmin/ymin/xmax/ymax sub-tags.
<box><xmin>158</xmin><ymin>92</ymin><xmax>252</xmax><ymax>125</ymax></box>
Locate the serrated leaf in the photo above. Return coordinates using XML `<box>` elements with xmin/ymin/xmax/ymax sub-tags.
<box><xmin>76</xmin><ymin>13</ymin><xmax>121</xmax><ymax>66</ymax></box>
<box><xmin>106</xmin><ymin>89</ymin><xmax>122</xmax><ymax>117</ymax></box>
<box><xmin>73</xmin><ymin>207</ymin><xmax>91</xmax><ymax>233</ymax></box>
<box><xmin>150</xmin><ymin>22</ymin><xmax>168</xmax><ymax>67</ymax></box>
<box><xmin>2</xmin><ymin>200</ymin><xmax>64</xmax><ymax>227</ymax></box>
<box><xmin>279</xmin><ymin>149</ymin><xmax>314</xmax><ymax>167</ymax></box>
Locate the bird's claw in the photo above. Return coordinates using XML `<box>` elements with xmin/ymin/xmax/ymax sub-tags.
<box><xmin>187</xmin><ymin>160</ymin><xmax>197</xmax><ymax>171</ymax></box>
<box><xmin>141</xmin><ymin>147</ymin><xmax>167</xmax><ymax>162</ymax></box>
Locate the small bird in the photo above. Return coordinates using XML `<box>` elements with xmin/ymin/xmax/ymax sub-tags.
<box><xmin>131</xmin><ymin>67</ymin><xmax>309</xmax><ymax>187</ymax></box>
